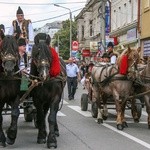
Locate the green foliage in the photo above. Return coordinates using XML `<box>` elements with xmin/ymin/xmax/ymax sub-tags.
<box><xmin>52</xmin><ymin>19</ymin><xmax>77</xmax><ymax>60</ymax></box>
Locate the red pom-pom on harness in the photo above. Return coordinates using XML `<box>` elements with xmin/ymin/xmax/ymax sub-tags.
<box><xmin>119</xmin><ymin>55</ymin><xmax>128</xmax><ymax>75</ymax></box>
<box><xmin>49</xmin><ymin>47</ymin><xmax>61</xmax><ymax>77</ymax></box>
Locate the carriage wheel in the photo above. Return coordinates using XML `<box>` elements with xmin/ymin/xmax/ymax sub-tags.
<box><xmin>81</xmin><ymin>93</ymin><xmax>88</xmax><ymax>111</ymax></box>
<box><xmin>131</xmin><ymin>99</ymin><xmax>142</xmax><ymax>119</ymax></box>
<box><xmin>91</xmin><ymin>102</ymin><xmax>98</xmax><ymax>118</ymax></box>
<box><xmin>24</xmin><ymin>107</ymin><xmax>33</xmax><ymax>122</ymax></box>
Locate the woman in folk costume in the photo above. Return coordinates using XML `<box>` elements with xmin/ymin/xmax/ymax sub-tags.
<box><xmin>8</xmin><ymin>6</ymin><xmax>34</xmax><ymax>54</ymax></box>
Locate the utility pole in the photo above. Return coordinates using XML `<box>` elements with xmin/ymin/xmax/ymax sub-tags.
<box><xmin>99</xmin><ymin>0</ymin><xmax>107</xmax><ymax>52</ymax></box>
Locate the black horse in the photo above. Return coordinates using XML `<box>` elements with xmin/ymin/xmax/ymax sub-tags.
<box><xmin>30</xmin><ymin>33</ymin><xmax>66</xmax><ymax>148</ymax></box>
<box><xmin>0</xmin><ymin>35</ymin><xmax>21</xmax><ymax>147</ymax></box>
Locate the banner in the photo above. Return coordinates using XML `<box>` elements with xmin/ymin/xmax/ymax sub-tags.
<box><xmin>90</xmin><ymin>42</ymin><xmax>98</xmax><ymax>52</ymax></box>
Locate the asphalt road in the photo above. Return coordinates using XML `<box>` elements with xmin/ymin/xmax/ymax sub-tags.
<box><xmin>1</xmin><ymin>83</ymin><xmax>150</xmax><ymax>150</ymax></box>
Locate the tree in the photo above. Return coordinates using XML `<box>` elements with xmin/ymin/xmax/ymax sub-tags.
<box><xmin>52</xmin><ymin>19</ymin><xmax>77</xmax><ymax>60</ymax></box>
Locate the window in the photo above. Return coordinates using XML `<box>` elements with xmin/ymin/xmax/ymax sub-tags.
<box><xmin>81</xmin><ymin>25</ymin><xmax>84</xmax><ymax>41</ymax></box>
<box><xmin>144</xmin><ymin>0</ymin><xmax>150</xmax><ymax>11</ymax></box>
<box><xmin>89</xmin><ymin>20</ymin><xmax>93</xmax><ymax>36</ymax></box>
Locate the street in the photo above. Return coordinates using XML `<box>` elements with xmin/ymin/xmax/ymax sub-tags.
<box><xmin>1</xmin><ymin>83</ymin><xmax>150</xmax><ymax>150</ymax></box>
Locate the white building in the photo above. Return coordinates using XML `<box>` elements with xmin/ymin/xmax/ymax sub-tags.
<box><xmin>76</xmin><ymin>0</ymin><xmax>101</xmax><ymax>61</ymax></box>
<box><xmin>34</xmin><ymin>21</ymin><xmax>62</xmax><ymax>38</ymax></box>
<box><xmin>110</xmin><ymin>0</ymin><xmax>139</xmax><ymax>53</ymax></box>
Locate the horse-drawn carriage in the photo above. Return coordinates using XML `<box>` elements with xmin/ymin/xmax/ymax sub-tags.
<box><xmin>81</xmin><ymin>47</ymin><xmax>150</xmax><ymax>130</ymax></box>
<box><xmin>0</xmin><ymin>33</ymin><xmax>67</xmax><ymax>148</ymax></box>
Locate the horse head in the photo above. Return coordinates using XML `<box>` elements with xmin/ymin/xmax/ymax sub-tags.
<box><xmin>116</xmin><ymin>46</ymin><xmax>141</xmax><ymax>79</ymax></box>
<box><xmin>0</xmin><ymin>35</ymin><xmax>19</xmax><ymax>76</ymax></box>
<box><xmin>32</xmin><ymin>42</ymin><xmax>52</xmax><ymax>81</ymax></box>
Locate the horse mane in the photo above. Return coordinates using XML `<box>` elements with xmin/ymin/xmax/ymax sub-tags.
<box><xmin>116</xmin><ymin>46</ymin><xmax>140</xmax><ymax>66</ymax></box>
<box><xmin>32</xmin><ymin>42</ymin><xmax>52</xmax><ymax>63</ymax></box>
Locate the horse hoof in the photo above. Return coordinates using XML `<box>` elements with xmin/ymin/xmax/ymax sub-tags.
<box><xmin>148</xmin><ymin>125</ymin><xmax>150</xmax><ymax>129</ymax></box>
<box><xmin>55</xmin><ymin>131</ymin><xmax>59</xmax><ymax>137</ymax></box>
<box><xmin>117</xmin><ymin>124</ymin><xmax>124</xmax><ymax>130</ymax></box>
<box><xmin>97</xmin><ymin>118</ymin><xmax>103</xmax><ymax>124</ymax></box>
<box><xmin>37</xmin><ymin>138</ymin><xmax>46</xmax><ymax>144</ymax></box>
<box><xmin>47</xmin><ymin>142</ymin><xmax>57</xmax><ymax>149</ymax></box>
<box><xmin>102</xmin><ymin>116</ymin><xmax>108</xmax><ymax>120</ymax></box>
<box><xmin>122</xmin><ymin>122</ymin><xmax>128</xmax><ymax>128</ymax></box>
<box><xmin>6</xmin><ymin>137</ymin><xmax>15</xmax><ymax>145</ymax></box>
<box><xmin>0</xmin><ymin>141</ymin><xmax>6</xmax><ymax>147</ymax></box>
<box><xmin>134</xmin><ymin>118</ymin><xmax>139</xmax><ymax>123</ymax></box>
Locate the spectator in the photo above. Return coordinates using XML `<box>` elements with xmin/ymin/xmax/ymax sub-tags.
<box><xmin>66</xmin><ymin>57</ymin><xmax>81</xmax><ymax>100</ymax></box>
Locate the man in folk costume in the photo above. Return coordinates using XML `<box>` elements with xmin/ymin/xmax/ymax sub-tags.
<box><xmin>8</xmin><ymin>6</ymin><xmax>34</xmax><ymax>55</ymax></box>
<box><xmin>106</xmin><ymin>42</ymin><xmax>117</xmax><ymax>64</ymax></box>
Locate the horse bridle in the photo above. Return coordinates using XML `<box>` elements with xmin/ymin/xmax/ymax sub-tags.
<box><xmin>1</xmin><ymin>51</ymin><xmax>18</xmax><ymax>67</ymax></box>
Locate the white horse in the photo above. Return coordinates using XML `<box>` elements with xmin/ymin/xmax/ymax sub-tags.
<box><xmin>91</xmin><ymin>47</ymin><xmax>140</xmax><ymax>130</ymax></box>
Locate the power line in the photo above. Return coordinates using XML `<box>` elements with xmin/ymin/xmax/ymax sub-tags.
<box><xmin>0</xmin><ymin>1</ymin><xmax>86</xmax><ymax>5</ymax></box>
<box><xmin>5</xmin><ymin>8</ymin><xmax>83</xmax><ymax>29</ymax></box>
<box><xmin>32</xmin><ymin>8</ymin><xmax>83</xmax><ymax>23</ymax></box>
<box><xmin>0</xmin><ymin>6</ymin><xmax>83</xmax><ymax>18</ymax></box>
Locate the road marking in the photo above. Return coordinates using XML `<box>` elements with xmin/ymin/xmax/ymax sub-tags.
<box><xmin>108</xmin><ymin>109</ymin><xmax>131</xmax><ymax>118</ymax></box>
<box><xmin>57</xmin><ymin>111</ymin><xmax>66</xmax><ymax>116</ymax></box>
<box><xmin>68</xmin><ymin>106</ymin><xmax>92</xmax><ymax>117</ymax></box>
<box><xmin>142</xmin><ymin>111</ymin><xmax>148</xmax><ymax>117</ymax></box>
<box><xmin>95</xmin><ymin>120</ymin><xmax>147</xmax><ymax>124</ymax></box>
<box><xmin>62</xmin><ymin>100</ymin><xmax>69</xmax><ymax>104</ymax></box>
<box><xmin>103</xmin><ymin>123</ymin><xmax>150</xmax><ymax>149</ymax></box>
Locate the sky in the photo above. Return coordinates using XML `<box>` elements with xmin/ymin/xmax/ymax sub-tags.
<box><xmin>0</xmin><ymin>0</ymin><xmax>86</xmax><ymax>33</ymax></box>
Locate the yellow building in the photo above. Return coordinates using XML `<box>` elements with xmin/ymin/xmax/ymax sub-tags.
<box><xmin>140</xmin><ymin>0</ymin><xmax>150</xmax><ymax>57</ymax></box>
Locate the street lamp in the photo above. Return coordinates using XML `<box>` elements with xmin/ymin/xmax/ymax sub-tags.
<box><xmin>54</xmin><ymin>4</ymin><xmax>72</xmax><ymax>57</ymax></box>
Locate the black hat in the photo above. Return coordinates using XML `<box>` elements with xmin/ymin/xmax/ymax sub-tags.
<box><xmin>16</xmin><ymin>6</ymin><xmax>24</xmax><ymax>15</ymax></box>
<box><xmin>0</xmin><ymin>24</ymin><xmax>5</xmax><ymax>33</ymax></box>
<box><xmin>107</xmin><ymin>42</ymin><xmax>114</xmax><ymax>48</ymax></box>
<box><xmin>34</xmin><ymin>33</ymin><xmax>51</xmax><ymax>45</ymax></box>
<box><xmin>18</xmin><ymin>38</ymin><xmax>26</xmax><ymax>46</ymax></box>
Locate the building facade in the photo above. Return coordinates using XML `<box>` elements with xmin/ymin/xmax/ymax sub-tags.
<box><xmin>34</xmin><ymin>21</ymin><xmax>62</xmax><ymax>38</ymax></box>
<box><xmin>110</xmin><ymin>0</ymin><xmax>139</xmax><ymax>53</ymax></box>
<box><xmin>76</xmin><ymin>0</ymin><xmax>101</xmax><ymax>61</ymax></box>
<box><xmin>140</xmin><ymin>0</ymin><xmax>150</xmax><ymax>57</ymax></box>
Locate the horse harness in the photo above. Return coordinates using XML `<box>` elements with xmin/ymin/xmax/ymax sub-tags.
<box><xmin>92</xmin><ymin>63</ymin><xmax>128</xmax><ymax>87</ymax></box>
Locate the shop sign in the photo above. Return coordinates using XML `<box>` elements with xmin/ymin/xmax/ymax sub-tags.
<box><xmin>82</xmin><ymin>49</ymin><xmax>91</xmax><ymax>57</ymax></box>
<box><xmin>143</xmin><ymin>40</ymin><xmax>150</xmax><ymax>56</ymax></box>
<box><xmin>127</xmin><ymin>28</ymin><xmax>137</xmax><ymax>42</ymax></box>
<box><xmin>90</xmin><ymin>42</ymin><xmax>98</xmax><ymax>52</ymax></box>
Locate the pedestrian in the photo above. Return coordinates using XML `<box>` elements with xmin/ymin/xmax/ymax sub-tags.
<box><xmin>66</xmin><ymin>57</ymin><xmax>81</xmax><ymax>100</ymax></box>
<box><xmin>8</xmin><ymin>6</ymin><xmax>34</xmax><ymax>55</ymax></box>
<box><xmin>106</xmin><ymin>42</ymin><xmax>117</xmax><ymax>64</ymax></box>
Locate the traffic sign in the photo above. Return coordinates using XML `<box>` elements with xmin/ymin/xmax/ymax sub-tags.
<box><xmin>72</xmin><ymin>41</ymin><xmax>79</xmax><ymax>51</ymax></box>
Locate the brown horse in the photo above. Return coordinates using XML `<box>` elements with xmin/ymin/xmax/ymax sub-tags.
<box><xmin>133</xmin><ymin>57</ymin><xmax>150</xmax><ymax>128</ymax></box>
<box><xmin>91</xmin><ymin>47</ymin><xmax>140</xmax><ymax>130</ymax></box>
